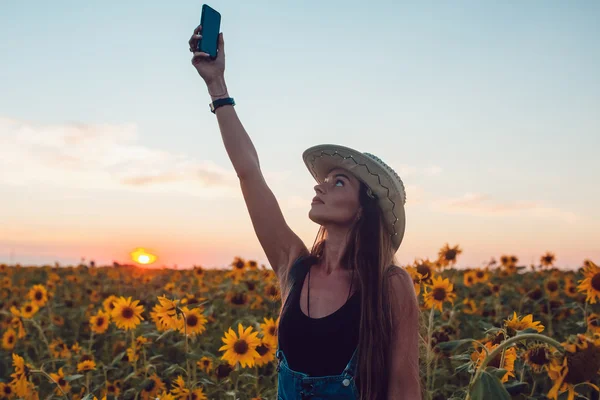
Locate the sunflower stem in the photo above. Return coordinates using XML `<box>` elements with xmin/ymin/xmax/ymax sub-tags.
<box><xmin>26</xmin><ymin>318</ymin><xmax>55</xmax><ymax>371</ymax></box>
<box><xmin>425</xmin><ymin>307</ymin><xmax>435</xmax><ymax>399</ymax></box>
<box><xmin>131</xmin><ymin>330</ymin><xmax>137</xmax><ymax>375</ymax></box>
<box><xmin>85</xmin><ymin>371</ymin><xmax>91</xmax><ymax>394</ymax></box>
<box><xmin>584</xmin><ymin>302</ymin><xmax>589</xmax><ymax>335</ymax></box>
<box><xmin>545</xmin><ymin>298</ymin><xmax>554</xmax><ymax>337</ymax></box>
<box><xmin>88</xmin><ymin>330</ymin><xmax>94</xmax><ymax>353</ymax></box>
<box><xmin>472</xmin><ymin>334</ymin><xmax>563</xmax><ymax>387</ymax></box>
<box><xmin>31</xmin><ymin>369</ymin><xmax>69</xmax><ymax>399</ymax></box>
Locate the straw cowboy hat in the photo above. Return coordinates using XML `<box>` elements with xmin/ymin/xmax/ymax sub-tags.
<box><xmin>302</xmin><ymin>144</ymin><xmax>407</xmax><ymax>251</ymax></box>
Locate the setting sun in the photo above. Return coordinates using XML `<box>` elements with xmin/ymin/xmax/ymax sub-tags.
<box><xmin>130</xmin><ymin>248</ymin><xmax>157</xmax><ymax>265</ymax></box>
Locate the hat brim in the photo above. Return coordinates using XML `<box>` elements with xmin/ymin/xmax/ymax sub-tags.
<box><xmin>302</xmin><ymin>144</ymin><xmax>406</xmax><ymax>251</ymax></box>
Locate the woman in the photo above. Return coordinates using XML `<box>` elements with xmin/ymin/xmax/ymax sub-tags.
<box><xmin>189</xmin><ymin>26</ymin><xmax>422</xmax><ymax>400</ymax></box>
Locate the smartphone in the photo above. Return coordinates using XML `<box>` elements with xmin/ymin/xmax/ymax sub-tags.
<box><xmin>197</xmin><ymin>4</ymin><xmax>221</xmax><ymax>59</ymax></box>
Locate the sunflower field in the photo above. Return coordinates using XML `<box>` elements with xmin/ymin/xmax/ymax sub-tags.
<box><xmin>1</xmin><ymin>246</ymin><xmax>599</xmax><ymax>400</ymax></box>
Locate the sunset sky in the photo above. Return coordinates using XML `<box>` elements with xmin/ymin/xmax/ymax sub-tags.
<box><xmin>1</xmin><ymin>1</ymin><xmax>598</xmax><ymax>269</ymax></box>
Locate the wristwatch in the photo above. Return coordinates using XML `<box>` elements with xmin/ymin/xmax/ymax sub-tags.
<box><xmin>210</xmin><ymin>97</ymin><xmax>235</xmax><ymax>113</ymax></box>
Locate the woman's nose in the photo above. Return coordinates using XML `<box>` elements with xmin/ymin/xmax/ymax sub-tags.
<box><xmin>314</xmin><ymin>184</ymin><xmax>325</xmax><ymax>194</ymax></box>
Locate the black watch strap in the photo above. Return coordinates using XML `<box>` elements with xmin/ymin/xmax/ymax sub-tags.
<box><xmin>210</xmin><ymin>97</ymin><xmax>235</xmax><ymax>113</ymax></box>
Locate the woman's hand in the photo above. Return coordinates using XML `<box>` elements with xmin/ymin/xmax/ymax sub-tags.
<box><xmin>189</xmin><ymin>25</ymin><xmax>226</xmax><ymax>87</ymax></box>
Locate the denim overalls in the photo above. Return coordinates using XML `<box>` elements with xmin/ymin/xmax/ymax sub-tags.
<box><xmin>276</xmin><ymin>346</ymin><xmax>360</xmax><ymax>399</ymax></box>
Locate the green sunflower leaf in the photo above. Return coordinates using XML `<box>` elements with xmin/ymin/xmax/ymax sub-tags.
<box><xmin>503</xmin><ymin>381</ymin><xmax>529</xmax><ymax>395</ymax></box>
<box><xmin>436</xmin><ymin>339</ymin><xmax>474</xmax><ymax>352</ymax></box>
<box><xmin>63</xmin><ymin>374</ymin><xmax>84</xmax><ymax>382</ymax></box>
<box><xmin>469</xmin><ymin>371</ymin><xmax>510</xmax><ymax>400</ymax></box>
<box><xmin>489</xmin><ymin>367</ymin><xmax>508</xmax><ymax>380</ymax></box>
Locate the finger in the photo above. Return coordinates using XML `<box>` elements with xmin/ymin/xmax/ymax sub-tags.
<box><xmin>188</xmin><ymin>34</ymin><xmax>202</xmax><ymax>50</ymax></box>
<box><xmin>192</xmin><ymin>51</ymin><xmax>211</xmax><ymax>61</ymax></box>
<box><xmin>193</xmin><ymin>25</ymin><xmax>202</xmax><ymax>35</ymax></box>
<box><xmin>217</xmin><ymin>32</ymin><xmax>224</xmax><ymax>52</ymax></box>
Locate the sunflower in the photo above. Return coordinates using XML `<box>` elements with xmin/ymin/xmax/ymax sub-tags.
<box><xmin>403</xmin><ymin>266</ymin><xmax>422</xmax><ymax>294</ymax></box>
<box><xmin>547</xmin><ymin>334</ymin><xmax>600</xmax><ymax>400</ymax></box>
<box><xmin>587</xmin><ymin>313</ymin><xmax>600</xmax><ymax>334</ymax></box>
<box><xmin>20</xmin><ymin>302</ymin><xmax>39</xmax><ymax>319</ymax></box>
<box><xmin>177</xmin><ymin>306</ymin><xmax>207</xmax><ymax>336</ymax></box>
<box><xmin>103</xmin><ymin>380</ymin><xmax>121</xmax><ymax>398</ymax></box>
<box><xmin>193</xmin><ymin>265</ymin><xmax>205</xmax><ymax>278</ymax></box>
<box><xmin>0</xmin><ymin>382</ymin><xmax>14</xmax><ymax>398</ymax></box>
<box><xmin>437</xmin><ymin>244</ymin><xmax>462</xmax><ymax>268</ymax></box>
<box><xmin>504</xmin><ymin>312</ymin><xmax>544</xmax><ymax>335</ymax></box>
<box><xmin>51</xmin><ymin>314</ymin><xmax>65</xmax><ymax>326</ymax></box>
<box><xmin>500</xmin><ymin>255</ymin><xmax>518</xmax><ymax>268</ymax></box>
<box><xmin>523</xmin><ymin>343</ymin><xmax>553</xmax><ymax>373</ymax></box>
<box><xmin>49</xmin><ymin>367</ymin><xmax>71</xmax><ymax>396</ymax></box>
<box><xmin>77</xmin><ymin>359</ymin><xmax>96</xmax><ymax>372</ymax></box>
<box><xmin>150</xmin><ymin>295</ymin><xmax>180</xmax><ymax>331</ymax></box>
<box><xmin>197</xmin><ymin>357</ymin><xmax>213</xmax><ymax>374</ymax></box>
<box><xmin>102</xmin><ymin>295</ymin><xmax>119</xmax><ymax>314</ymax></box>
<box><xmin>254</xmin><ymin>338</ymin><xmax>276</xmax><ymax>366</ymax></box>
<box><xmin>27</xmin><ymin>284</ymin><xmax>48</xmax><ymax>307</ymax></box>
<box><xmin>111</xmin><ymin>296</ymin><xmax>144</xmax><ymax>331</ymax></box>
<box><xmin>10</xmin><ymin>353</ymin><xmax>32</xmax><ymax>397</ymax></box>
<box><xmin>470</xmin><ymin>342</ymin><xmax>517</xmax><ymax>382</ymax></box>
<box><xmin>544</xmin><ymin>278</ymin><xmax>560</xmax><ymax>298</ymax></box>
<box><xmin>423</xmin><ymin>276</ymin><xmax>457</xmax><ymax>312</ymax></box>
<box><xmin>71</xmin><ymin>342</ymin><xmax>82</xmax><ymax>354</ymax></box>
<box><xmin>2</xmin><ymin>328</ymin><xmax>16</xmax><ymax>350</ymax></box>
<box><xmin>577</xmin><ymin>261</ymin><xmax>600</xmax><ymax>304</ymax></box>
<box><xmin>139</xmin><ymin>373</ymin><xmax>165</xmax><ymax>400</ymax></box>
<box><xmin>189</xmin><ymin>388</ymin><xmax>208</xmax><ymax>400</ymax></box>
<box><xmin>219</xmin><ymin>323</ymin><xmax>261</xmax><ymax>368</ymax></box>
<box><xmin>226</xmin><ymin>256</ymin><xmax>247</xmax><ymax>282</ymax></box>
<box><xmin>414</xmin><ymin>258</ymin><xmax>434</xmax><ymax>284</ymax></box>
<box><xmin>463</xmin><ymin>270</ymin><xmax>476</xmax><ymax>287</ymax></box>
<box><xmin>564</xmin><ymin>279</ymin><xmax>579</xmax><ymax>298</ymax></box>
<box><xmin>462</xmin><ymin>298</ymin><xmax>479</xmax><ymax>315</ymax></box>
<box><xmin>170</xmin><ymin>375</ymin><xmax>190</xmax><ymax>399</ymax></box>
<box><xmin>214</xmin><ymin>363</ymin><xmax>233</xmax><ymax>380</ymax></box>
<box><xmin>473</xmin><ymin>268</ymin><xmax>489</xmax><ymax>284</ymax></box>
<box><xmin>90</xmin><ymin>310</ymin><xmax>110</xmax><ymax>334</ymax></box>
<box><xmin>540</xmin><ymin>251</ymin><xmax>556</xmax><ymax>268</ymax></box>
<box><xmin>49</xmin><ymin>338</ymin><xmax>70</xmax><ymax>359</ymax></box>
<box><xmin>259</xmin><ymin>317</ymin><xmax>278</xmax><ymax>347</ymax></box>
<box><xmin>226</xmin><ymin>291</ymin><xmax>249</xmax><ymax>307</ymax></box>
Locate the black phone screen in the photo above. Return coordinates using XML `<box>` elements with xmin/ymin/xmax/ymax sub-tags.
<box><xmin>198</xmin><ymin>5</ymin><xmax>221</xmax><ymax>59</ymax></box>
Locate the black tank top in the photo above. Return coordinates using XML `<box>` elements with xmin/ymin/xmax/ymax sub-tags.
<box><xmin>278</xmin><ymin>254</ymin><xmax>361</xmax><ymax>376</ymax></box>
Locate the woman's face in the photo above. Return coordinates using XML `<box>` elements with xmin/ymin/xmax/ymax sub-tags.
<box><xmin>308</xmin><ymin>167</ymin><xmax>362</xmax><ymax>227</ymax></box>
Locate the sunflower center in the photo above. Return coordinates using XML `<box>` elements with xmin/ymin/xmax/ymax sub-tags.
<box><xmin>546</xmin><ymin>281</ymin><xmax>558</xmax><ymax>292</ymax></box>
<box><xmin>3</xmin><ymin>385</ymin><xmax>12</xmax><ymax>394</ymax></box>
<box><xmin>187</xmin><ymin>314</ymin><xmax>198</xmax><ymax>327</ymax></box>
<box><xmin>121</xmin><ymin>307</ymin><xmax>134</xmax><ymax>319</ymax></box>
<box><xmin>591</xmin><ymin>273</ymin><xmax>600</xmax><ymax>291</ymax></box>
<box><xmin>476</xmin><ymin>271</ymin><xmax>484</xmax><ymax>279</ymax></box>
<box><xmin>528</xmin><ymin>288</ymin><xmax>543</xmax><ymax>301</ymax></box>
<box><xmin>216</xmin><ymin>364</ymin><xmax>233</xmax><ymax>379</ymax></box>
<box><xmin>231</xmin><ymin>293</ymin><xmax>247</xmax><ymax>305</ymax></box>
<box><xmin>488</xmin><ymin>352</ymin><xmax>502</xmax><ymax>369</ymax></box>
<box><xmin>203</xmin><ymin>360</ymin><xmax>210</xmax><ymax>366</ymax></box>
<box><xmin>245</xmin><ymin>281</ymin><xmax>256</xmax><ymax>291</ymax></box>
<box><xmin>80</xmin><ymin>354</ymin><xmax>92</xmax><ymax>362</ymax></box>
<box><xmin>416</xmin><ymin>265</ymin><xmax>431</xmax><ymax>279</ymax></box>
<box><xmin>35</xmin><ymin>291</ymin><xmax>43</xmax><ymax>300</ymax></box>
<box><xmin>143</xmin><ymin>379</ymin><xmax>155</xmax><ymax>392</ymax></box>
<box><xmin>256</xmin><ymin>344</ymin><xmax>269</xmax><ymax>356</ymax></box>
<box><xmin>191</xmin><ymin>393</ymin><xmax>198</xmax><ymax>400</ymax></box>
<box><xmin>25</xmin><ymin>306</ymin><xmax>32</xmax><ymax>313</ymax></box>
<box><xmin>58</xmin><ymin>378</ymin><xmax>66</xmax><ymax>386</ymax></box>
<box><xmin>233</xmin><ymin>340</ymin><xmax>249</xmax><ymax>355</ymax></box>
<box><xmin>108</xmin><ymin>385</ymin><xmax>116</xmax><ymax>392</ymax></box>
<box><xmin>267</xmin><ymin>286</ymin><xmax>278</xmax><ymax>296</ymax></box>
<box><xmin>269</xmin><ymin>326</ymin><xmax>277</xmax><ymax>336</ymax></box>
<box><xmin>564</xmin><ymin>344</ymin><xmax>600</xmax><ymax>384</ymax></box>
<box><xmin>445</xmin><ymin>250</ymin><xmax>456</xmax><ymax>261</ymax></box>
<box><xmin>528</xmin><ymin>346</ymin><xmax>549</xmax><ymax>365</ymax></box>
<box><xmin>8</xmin><ymin>334</ymin><xmax>14</xmax><ymax>344</ymax></box>
<box><xmin>432</xmin><ymin>288</ymin><xmax>447</xmax><ymax>301</ymax></box>
<box><xmin>235</xmin><ymin>261</ymin><xmax>244</xmax><ymax>269</ymax></box>
<box><xmin>96</xmin><ymin>317</ymin><xmax>105</xmax><ymax>326</ymax></box>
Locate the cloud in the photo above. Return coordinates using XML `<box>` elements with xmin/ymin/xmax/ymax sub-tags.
<box><xmin>432</xmin><ymin>192</ymin><xmax>579</xmax><ymax>223</ymax></box>
<box><xmin>0</xmin><ymin>116</ymin><xmax>239</xmax><ymax>196</ymax></box>
<box><xmin>396</xmin><ymin>165</ymin><xmax>442</xmax><ymax>177</ymax></box>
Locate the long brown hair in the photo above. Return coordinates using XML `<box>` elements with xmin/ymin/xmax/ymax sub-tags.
<box><xmin>280</xmin><ymin>181</ymin><xmax>400</xmax><ymax>399</ymax></box>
